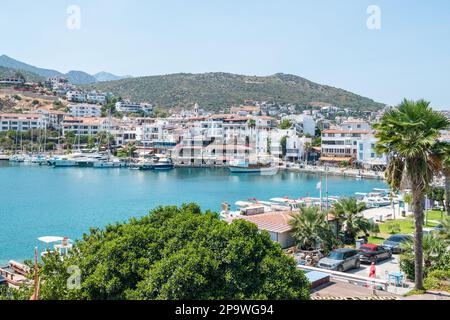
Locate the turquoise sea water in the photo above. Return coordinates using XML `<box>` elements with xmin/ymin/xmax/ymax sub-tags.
<box><xmin>0</xmin><ymin>162</ymin><xmax>387</xmax><ymax>263</ymax></box>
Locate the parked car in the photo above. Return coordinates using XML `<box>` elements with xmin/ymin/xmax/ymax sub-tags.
<box><xmin>318</xmin><ymin>248</ymin><xmax>360</xmax><ymax>272</ymax></box>
<box><xmin>358</xmin><ymin>244</ymin><xmax>392</xmax><ymax>264</ymax></box>
<box><xmin>382</xmin><ymin>234</ymin><xmax>413</xmax><ymax>254</ymax></box>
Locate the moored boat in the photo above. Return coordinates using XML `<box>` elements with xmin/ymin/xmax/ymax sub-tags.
<box><xmin>229</xmin><ymin>162</ymin><xmax>278</xmax><ymax>175</ymax></box>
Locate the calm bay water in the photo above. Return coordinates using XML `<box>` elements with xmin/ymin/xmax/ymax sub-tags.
<box><xmin>0</xmin><ymin>162</ymin><xmax>386</xmax><ymax>263</ymax></box>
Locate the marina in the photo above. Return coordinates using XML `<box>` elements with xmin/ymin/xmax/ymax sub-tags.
<box><xmin>0</xmin><ymin>162</ymin><xmax>387</xmax><ymax>263</ymax></box>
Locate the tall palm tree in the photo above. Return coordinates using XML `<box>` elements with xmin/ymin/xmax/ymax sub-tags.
<box><xmin>331</xmin><ymin>197</ymin><xmax>369</xmax><ymax>242</ymax></box>
<box><xmin>289</xmin><ymin>207</ymin><xmax>331</xmax><ymax>250</ymax></box>
<box><xmin>374</xmin><ymin>99</ymin><xmax>449</xmax><ymax>290</ymax></box>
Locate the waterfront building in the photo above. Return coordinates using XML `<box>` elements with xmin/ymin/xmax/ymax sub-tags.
<box><xmin>268</xmin><ymin>129</ymin><xmax>309</xmax><ymax>162</ymax></box>
<box><xmin>69</xmin><ymin>103</ymin><xmax>102</xmax><ymax>117</ymax></box>
<box><xmin>62</xmin><ymin>116</ymin><xmax>109</xmax><ymax>136</ymax></box>
<box><xmin>111</xmin><ymin>125</ymin><xmax>137</xmax><ymax>146</ymax></box>
<box><xmin>0</xmin><ymin>113</ymin><xmax>46</xmax><ymax>132</ymax></box>
<box><xmin>35</xmin><ymin>107</ymin><xmax>67</xmax><ymax>130</ymax></box>
<box><xmin>320</xmin><ymin>128</ymin><xmax>372</xmax><ymax>164</ymax></box>
<box><xmin>356</xmin><ymin>136</ymin><xmax>387</xmax><ymax>170</ymax></box>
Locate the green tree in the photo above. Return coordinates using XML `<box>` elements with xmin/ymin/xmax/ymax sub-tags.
<box><xmin>400</xmin><ymin>234</ymin><xmax>449</xmax><ymax>281</ymax></box>
<box><xmin>278</xmin><ymin>119</ymin><xmax>292</xmax><ymax>130</ymax></box>
<box><xmin>9</xmin><ymin>204</ymin><xmax>310</xmax><ymax>300</ymax></box>
<box><xmin>280</xmin><ymin>136</ymin><xmax>288</xmax><ymax>158</ymax></box>
<box><xmin>96</xmin><ymin>131</ymin><xmax>115</xmax><ymax>147</ymax></box>
<box><xmin>289</xmin><ymin>207</ymin><xmax>334</xmax><ymax>251</ymax></box>
<box><xmin>331</xmin><ymin>197</ymin><xmax>369</xmax><ymax>243</ymax></box>
<box><xmin>427</xmin><ymin>186</ymin><xmax>445</xmax><ymax>209</ymax></box>
<box><xmin>374</xmin><ymin>99</ymin><xmax>449</xmax><ymax>290</ymax></box>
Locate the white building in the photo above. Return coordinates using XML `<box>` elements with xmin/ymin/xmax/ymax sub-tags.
<box><xmin>341</xmin><ymin>119</ymin><xmax>371</xmax><ymax>131</ymax></box>
<box><xmin>69</xmin><ymin>103</ymin><xmax>102</xmax><ymax>117</ymax></box>
<box><xmin>283</xmin><ymin>114</ymin><xmax>316</xmax><ymax>136</ymax></box>
<box><xmin>111</xmin><ymin>125</ymin><xmax>137</xmax><ymax>146</ymax></box>
<box><xmin>62</xmin><ymin>117</ymin><xmax>108</xmax><ymax>136</ymax></box>
<box><xmin>35</xmin><ymin>108</ymin><xmax>67</xmax><ymax>130</ymax></box>
<box><xmin>356</xmin><ymin>136</ymin><xmax>387</xmax><ymax>168</ymax></box>
<box><xmin>268</xmin><ymin>129</ymin><xmax>308</xmax><ymax>162</ymax></box>
<box><xmin>66</xmin><ymin>91</ymin><xmax>86</xmax><ymax>103</ymax></box>
<box><xmin>115</xmin><ymin>101</ymin><xmax>153</xmax><ymax>115</ymax></box>
<box><xmin>0</xmin><ymin>78</ymin><xmax>25</xmax><ymax>85</ymax></box>
<box><xmin>321</xmin><ymin>128</ymin><xmax>373</xmax><ymax>163</ymax></box>
<box><xmin>0</xmin><ymin>113</ymin><xmax>46</xmax><ymax>132</ymax></box>
<box><xmin>86</xmin><ymin>91</ymin><xmax>106</xmax><ymax>105</ymax></box>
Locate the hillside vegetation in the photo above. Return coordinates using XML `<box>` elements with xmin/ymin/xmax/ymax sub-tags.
<box><xmin>0</xmin><ymin>66</ymin><xmax>44</xmax><ymax>82</ymax></box>
<box><xmin>84</xmin><ymin>72</ymin><xmax>385</xmax><ymax>111</ymax></box>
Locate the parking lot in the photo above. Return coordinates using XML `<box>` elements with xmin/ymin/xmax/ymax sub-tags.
<box><xmin>346</xmin><ymin>254</ymin><xmax>413</xmax><ymax>295</ymax></box>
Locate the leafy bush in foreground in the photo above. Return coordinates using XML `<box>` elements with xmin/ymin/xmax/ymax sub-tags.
<box><xmin>3</xmin><ymin>204</ymin><xmax>310</xmax><ymax>300</ymax></box>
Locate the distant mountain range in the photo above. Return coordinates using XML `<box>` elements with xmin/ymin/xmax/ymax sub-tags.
<box><xmin>0</xmin><ymin>54</ymin><xmax>385</xmax><ymax>111</ymax></box>
<box><xmin>0</xmin><ymin>55</ymin><xmax>127</xmax><ymax>85</ymax></box>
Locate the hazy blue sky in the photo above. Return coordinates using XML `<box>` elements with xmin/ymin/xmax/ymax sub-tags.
<box><xmin>1</xmin><ymin>0</ymin><xmax>449</xmax><ymax>107</ymax></box>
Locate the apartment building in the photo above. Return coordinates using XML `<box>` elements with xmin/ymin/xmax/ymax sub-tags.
<box><xmin>62</xmin><ymin>117</ymin><xmax>108</xmax><ymax>136</ymax></box>
<box><xmin>86</xmin><ymin>92</ymin><xmax>106</xmax><ymax>105</ymax></box>
<box><xmin>0</xmin><ymin>113</ymin><xmax>46</xmax><ymax>132</ymax></box>
<box><xmin>115</xmin><ymin>101</ymin><xmax>153</xmax><ymax>115</ymax></box>
<box><xmin>282</xmin><ymin>114</ymin><xmax>316</xmax><ymax>136</ymax></box>
<box><xmin>66</xmin><ymin>91</ymin><xmax>86</xmax><ymax>103</ymax></box>
<box><xmin>320</xmin><ymin>128</ymin><xmax>372</xmax><ymax>163</ymax></box>
<box><xmin>35</xmin><ymin>107</ymin><xmax>67</xmax><ymax>130</ymax></box>
<box><xmin>341</xmin><ymin>119</ymin><xmax>371</xmax><ymax>131</ymax></box>
<box><xmin>69</xmin><ymin>103</ymin><xmax>102</xmax><ymax>117</ymax></box>
<box><xmin>356</xmin><ymin>137</ymin><xmax>387</xmax><ymax>169</ymax></box>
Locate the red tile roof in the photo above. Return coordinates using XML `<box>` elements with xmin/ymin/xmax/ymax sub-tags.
<box><xmin>240</xmin><ymin>211</ymin><xmax>293</xmax><ymax>233</ymax></box>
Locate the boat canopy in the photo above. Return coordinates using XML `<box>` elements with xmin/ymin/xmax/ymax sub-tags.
<box><xmin>38</xmin><ymin>236</ymin><xmax>66</xmax><ymax>244</ymax></box>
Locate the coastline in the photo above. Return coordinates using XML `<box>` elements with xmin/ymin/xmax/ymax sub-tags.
<box><xmin>284</xmin><ymin>166</ymin><xmax>385</xmax><ymax>180</ymax></box>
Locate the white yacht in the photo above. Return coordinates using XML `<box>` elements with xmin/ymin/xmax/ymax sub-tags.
<box><xmin>94</xmin><ymin>157</ymin><xmax>127</xmax><ymax>168</ymax></box>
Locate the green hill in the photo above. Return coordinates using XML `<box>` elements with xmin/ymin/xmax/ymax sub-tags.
<box><xmin>84</xmin><ymin>72</ymin><xmax>385</xmax><ymax>111</ymax></box>
<box><xmin>0</xmin><ymin>66</ymin><xmax>44</xmax><ymax>82</ymax></box>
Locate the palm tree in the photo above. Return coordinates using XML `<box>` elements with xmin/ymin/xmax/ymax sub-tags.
<box><xmin>400</xmin><ymin>234</ymin><xmax>448</xmax><ymax>279</ymax></box>
<box><xmin>331</xmin><ymin>197</ymin><xmax>369</xmax><ymax>243</ymax></box>
<box><xmin>289</xmin><ymin>207</ymin><xmax>331</xmax><ymax>250</ymax></box>
<box><xmin>374</xmin><ymin>99</ymin><xmax>449</xmax><ymax>290</ymax></box>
